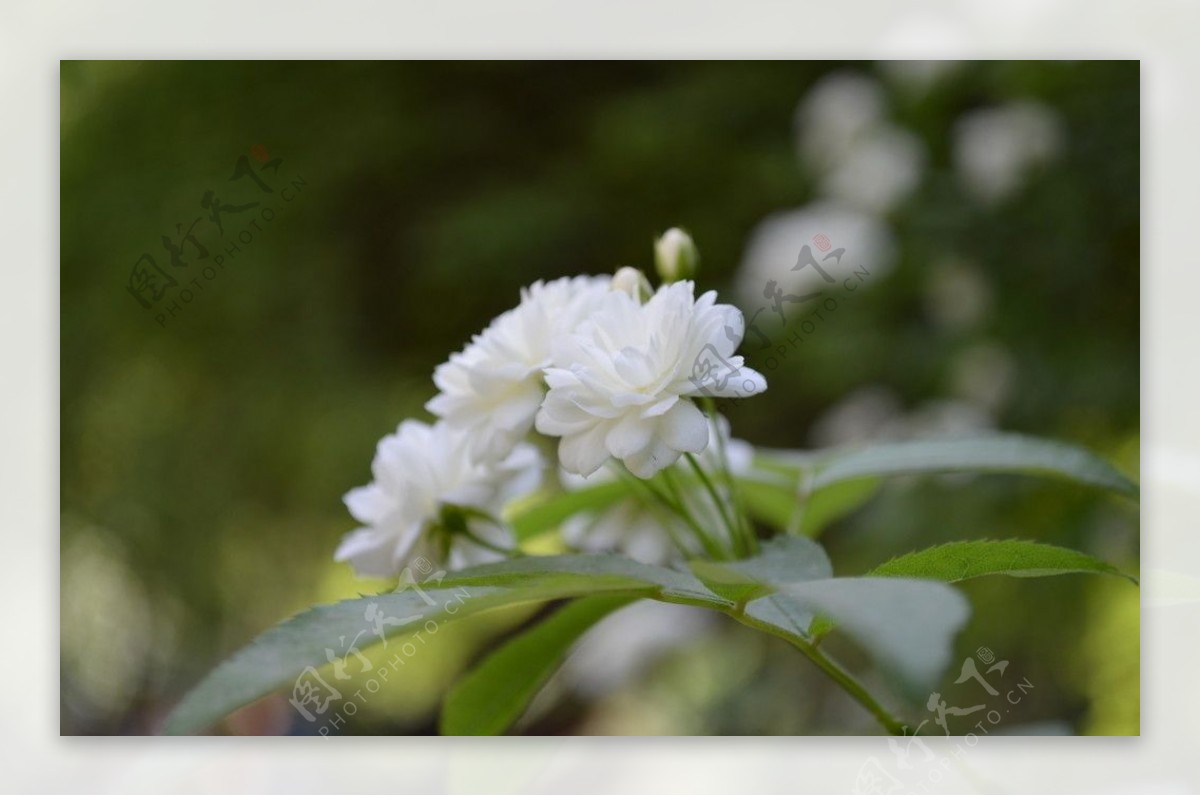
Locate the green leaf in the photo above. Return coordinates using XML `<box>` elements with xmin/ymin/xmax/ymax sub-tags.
<box><xmin>695</xmin><ymin>537</ymin><xmax>969</xmax><ymax>694</ymax></box>
<box><xmin>762</xmin><ymin>434</ymin><xmax>1138</xmax><ymax>499</ymax></box>
<box><xmin>868</xmin><ymin>540</ymin><xmax>1138</xmax><ymax>584</ymax></box>
<box><xmin>436</xmin><ymin>553</ymin><xmax>726</xmax><ymax>604</ymax></box>
<box><xmin>736</xmin><ymin>477</ymin><xmax>800</xmax><ymax>533</ymax></box>
<box><xmin>509</xmin><ymin>481</ymin><xmax>629</xmax><ymax>541</ymax></box>
<box><xmin>688</xmin><ymin>559</ymin><xmax>772</xmax><ymax>604</ymax></box>
<box><xmin>163</xmin><ymin>555</ymin><xmax>725</xmax><ymax>735</ymax></box>
<box><xmin>440</xmin><ymin>595</ymin><xmax>634</xmax><ymax>735</ymax></box>
<box><xmin>690</xmin><ymin>536</ymin><xmax>832</xmax><ymax>604</ymax></box>
<box><xmin>769</xmin><ymin>577</ymin><xmax>970</xmax><ymax>695</ymax></box>
<box><xmin>696</xmin><ymin>536</ymin><xmax>834</xmax><ymax>637</ymax></box>
<box><xmin>799</xmin><ymin>477</ymin><xmax>881</xmax><ymax>535</ymax></box>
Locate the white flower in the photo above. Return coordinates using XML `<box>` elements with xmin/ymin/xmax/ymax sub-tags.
<box><xmin>336</xmin><ymin>420</ymin><xmax>541</xmax><ymax>577</ymax></box>
<box><xmin>536</xmin><ymin>281</ymin><xmax>766</xmax><ymax>478</ymax></box>
<box><xmin>427</xmin><ymin>275</ymin><xmax>612</xmax><ymax>462</ymax></box>
<box><xmin>561</xmin><ymin>415</ymin><xmax>755</xmax><ymax>563</ymax></box>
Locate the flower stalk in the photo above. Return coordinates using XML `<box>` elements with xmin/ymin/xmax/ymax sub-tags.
<box><xmin>733</xmin><ymin>605</ymin><xmax>906</xmax><ymax>735</ymax></box>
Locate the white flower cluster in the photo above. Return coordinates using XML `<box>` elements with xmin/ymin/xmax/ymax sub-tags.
<box><xmin>337</xmin><ymin>231</ymin><xmax>767</xmax><ymax>577</ymax></box>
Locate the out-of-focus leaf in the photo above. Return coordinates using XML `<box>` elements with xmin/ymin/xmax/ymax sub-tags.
<box><xmin>737</xmin><ymin>473</ymin><xmax>879</xmax><ymax>537</ymax></box>
<box><xmin>736</xmin><ymin>477</ymin><xmax>798</xmax><ymax>534</ymax></box>
<box><xmin>509</xmin><ymin>481</ymin><xmax>629</xmax><ymax>541</ymax></box>
<box><xmin>761</xmin><ymin>434</ymin><xmax>1138</xmax><ymax>499</ymax></box>
<box><xmin>440</xmin><ymin>595</ymin><xmax>634</xmax><ymax>735</ymax></box>
<box><xmin>799</xmin><ymin>477</ymin><xmax>881</xmax><ymax>535</ymax></box>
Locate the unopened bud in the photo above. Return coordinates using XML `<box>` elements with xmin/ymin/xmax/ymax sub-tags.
<box><xmin>654</xmin><ymin>227</ymin><xmax>698</xmax><ymax>283</ymax></box>
<box><xmin>612</xmin><ymin>266</ymin><xmax>653</xmax><ymax>302</ymax></box>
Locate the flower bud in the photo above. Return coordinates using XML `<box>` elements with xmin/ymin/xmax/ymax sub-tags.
<box><xmin>654</xmin><ymin>227</ymin><xmax>698</xmax><ymax>283</ymax></box>
<box><xmin>612</xmin><ymin>266</ymin><xmax>653</xmax><ymax>303</ymax></box>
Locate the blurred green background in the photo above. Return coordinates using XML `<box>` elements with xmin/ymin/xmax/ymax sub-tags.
<box><xmin>60</xmin><ymin>61</ymin><xmax>1138</xmax><ymax>736</ymax></box>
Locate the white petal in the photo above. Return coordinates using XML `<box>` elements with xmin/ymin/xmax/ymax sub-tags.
<box><xmin>624</xmin><ymin>436</ymin><xmax>682</xmax><ymax>478</ymax></box>
<box><xmin>658</xmin><ymin>400</ymin><xmax>709</xmax><ymax>454</ymax></box>
<box><xmin>491</xmin><ymin>384</ymin><xmax>545</xmax><ymax>430</ymax></box>
<box><xmin>334</xmin><ymin>528</ymin><xmax>398</xmax><ymax>578</ymax></box>
<box><xmin>640</xmin><ymin>394</ymin><xmax>679</xmax><ymax>418</ymax></box>
<box><xmin>558</xmin><ymin>423</ymin><xmax>613</xmax><ymax>476</ymax></box>
<box><xmin>343</xmin><ymin>484</ymin><xmax>393</xmax><ymax>524</ymax></box>
<box><xmin>605</xmin><ymin>412</ymin><xmax>655</xmax><ymax>459</ymax></box>
<box><xmin>536</xmin><ymin>390</ymin><xmax>595</xmax><ymax>436</ymax></box>
<box><xmin>692</xmin><ymin>364</ymin><xmax>768</xmax><ymax>399</ymax></box>
<box><xmin>613</xmin><ymin>346</ymin><xmax>658</xmax><ymax>387</ymax></box>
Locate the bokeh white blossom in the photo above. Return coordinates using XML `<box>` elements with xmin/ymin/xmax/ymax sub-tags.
<box><xmin>736</xmin><ymin>203</ymin><xmax>895</xmax><ymax>306</ymax></box>
<box><xmin>953</xmin><ymin>101</ymin><xmax>1063</xmax><ymax>203</ymax></box>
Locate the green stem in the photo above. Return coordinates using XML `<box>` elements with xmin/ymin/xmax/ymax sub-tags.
<box><xmin>700</xmin><ymin>397</ymin><xmax>757</xmax><ymax>555</ymax></box>
<box><xmin>787</xmin><ymin>466</ymin><xmax>814</xmax><ymax>537</ymax></box>
<box><xmin>656</xmin><ymin>584</ymin><xmax>907</xmax><ymax>735</ymax></box>
<box><xmin>610</xmin><ymin>463</ymin><xmax>722</xmax><ymax>560</ymax></box>
<box><xmin>797</xmin><ymin>642</ymin><xmax>906</xmax><ymax>736</ymax></box>
<box><xmin>461</xmin><ymin>525</ymin><xmax>524</xmax><ymax>558</ymax></box>
<box><xmin>733</xmin><ymin>608</ymin><xmax>906</xmax><ymax>735</ymax></box>
<box><xmin>616</xmin><ymin>473</ymin><xmax>694</xmax><ymax>556</ymax></box>
<box><xmin>683</xmin><ymin>452</ymin><xmax>742</xmax><ymax>556</ymax></box>
<box><xmin>660</xmin><ymin>466</ymin><xmax>728</xmax><ymax>560</ymax></box>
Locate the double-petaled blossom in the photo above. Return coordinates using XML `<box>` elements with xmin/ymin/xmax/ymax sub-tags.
<box><xmin>426</xmin><ymin>276</ymin><xmax>612</xmax><ymax>462</ymax></box>
<box><xmin>335</xmin><ymin>420</ymin><xmax>541</xmax><ymax>577</ymax></box>
<box><xmin>536</xmin><ymin>281</ymin><xmax>766</xmax><ymax>478</ymax></box>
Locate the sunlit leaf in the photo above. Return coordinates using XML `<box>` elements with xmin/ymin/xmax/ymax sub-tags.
<box><xmin>163</xmin><ymin>555</ymin><xmax>725</xmax><ymax>735</ymax></box>
<box><xmin>869</xmin><ymin>539</ymin><xmax>1138</xmax><ymax>584</ymax></box>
